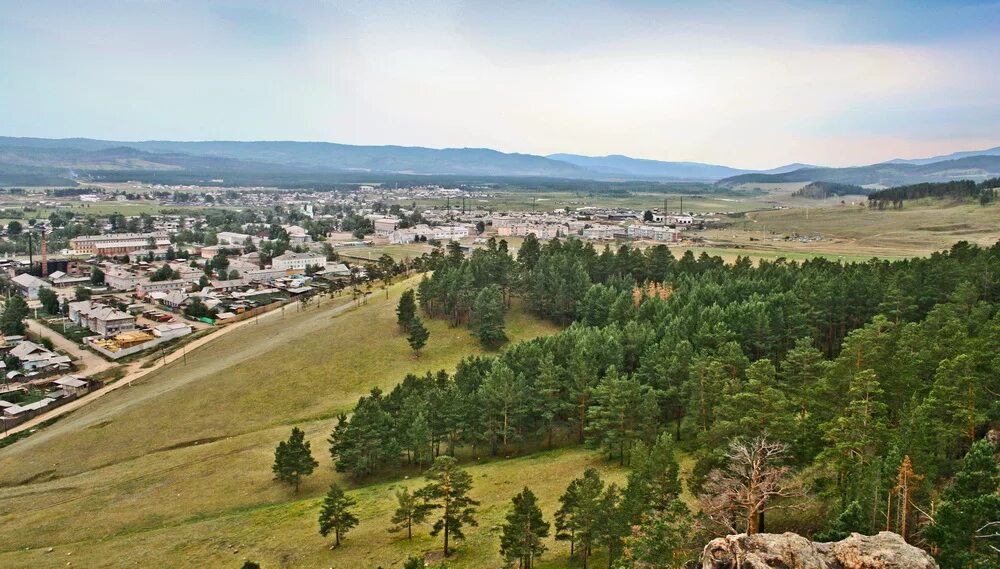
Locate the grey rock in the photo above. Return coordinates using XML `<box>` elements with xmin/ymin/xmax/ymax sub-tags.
<box><xmin>700</xmin><ymin>531</ymin><xmax>938</xmax><ymax>569</ymax></box>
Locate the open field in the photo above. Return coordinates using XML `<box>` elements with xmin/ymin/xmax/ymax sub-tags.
<box><xmin>724</xmin><ymin>200</ymin><xmax>1000</xmax><ymax>256</ymax></box>
<box><xmin>0</xmin><ymin>445</ymin><xmax>626</xmax><ymax>569</ymax></box>
<box><xmin>0</xmin><ymin>276</ymin><xmax>560</xmax><ymax>568</ymax></box>
<box><xmin>414</xmin><ymin>191</ymin><xmax>768</xmax><ymax>214</ymax></box>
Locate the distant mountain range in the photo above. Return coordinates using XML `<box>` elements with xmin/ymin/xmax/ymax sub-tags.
<box><xmin>1</xmin><ymin>136</ymin><xmax>999</xmax><ymax>187</ymax></box>
<box><xmin>716</xmin><ymin>155</ymin><xmax>1000</xmax><ymax>188</ymax></box>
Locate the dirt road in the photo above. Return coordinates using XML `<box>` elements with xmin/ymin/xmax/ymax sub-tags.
<box><xmin>26</xmin><ymin>319</ymin><xmax>114</xmax><ymax>376</ymax></box>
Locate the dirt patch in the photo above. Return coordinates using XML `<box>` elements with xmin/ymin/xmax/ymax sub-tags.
<box><xmin>916</xmin><ymin>223</ymin><xmax>973</xmax><ymax>232</ymax></box>
<box><xmin>151</xmin><ymin>436</ymin><xmax>226</xmax><ymax>454</ymax></box>
<box><xmin>16</xmin><ymin>469</ymin><xmax>59</xmax><ymax>486</ymax></box>
<box><xmin>86</xmin><ymin>420</ymin><xmax>114</xmax><ymax>430</ymax></box>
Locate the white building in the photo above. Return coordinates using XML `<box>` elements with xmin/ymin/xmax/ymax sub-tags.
<box><xmin>373</xmin><ymin>218</ymin><xmax>401</xmax><ymax>236</ymax></box>
<box><xmin>217</xmin><ymin>232</ymin><xmax>251</xmax><ymax>246</ymax></box>
<box><xmin>272</xmin><ymin>251</ymin><xmax>326</xmax><ymax>272</ymax></box>
<box><xmin>68</xmin><ymin>301</ymin><xmax>137</xmax><ymax>337</ymax></box>
<box><xmin>389</xmin><ymin>224</ymin><xmax>470</xmax><ymax>244</ymax></box>
<box><xmin>11</xmin><ymin>273</ymin><xmax>50</xmax><ymax>299</ymax></box>
<box><xmin>626</xmin><ymin>225</ymin><xmax>681</xmax><ymax>243</ymax></box>
<box><xmin>582</xmin><ymin>225</ymin><xmax>619</xmax><ymax>240</ymax></box>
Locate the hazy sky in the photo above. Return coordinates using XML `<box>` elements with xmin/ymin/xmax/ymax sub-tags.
<box><xmin>2</xmin><ymin>0</ymin><xmax>999</xmax><ymax>168</ymax></box>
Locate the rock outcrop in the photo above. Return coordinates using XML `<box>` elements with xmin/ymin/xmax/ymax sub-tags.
<box><xmin>700</xmin><ymin>531</ymin><xmax>938</xmax><ymax>569</ymax></box>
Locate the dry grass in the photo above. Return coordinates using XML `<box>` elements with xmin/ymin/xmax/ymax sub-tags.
<box><xmin>701</xmin><ymin>200</ymin><xmax>1000</xmax><ymax>258</ymax></box>
<box><xmin>0</xmin><ymin>276</ymin><xmax>561</xmax><ymax>568</ymax></box>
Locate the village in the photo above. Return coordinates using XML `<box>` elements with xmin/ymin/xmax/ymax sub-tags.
<box><xmin>0</xmin><ymin>183</ymin><xmax>713</xmax><ymax>435</ymax></box>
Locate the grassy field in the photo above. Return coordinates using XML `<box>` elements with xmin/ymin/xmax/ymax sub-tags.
<box><xmin>697</xmin><ymin>200</ymin><xmax>1000</xmax><ymax>258</ymax></box>
<box><xmin>0</xmin><ymin>276</ymin><xmax>561</xmax><ymax>569</ymax></box>
<box><xmin>414</xmin><ymin>191</ymin><xmax>766</xmax><ymax>214</ymax></box>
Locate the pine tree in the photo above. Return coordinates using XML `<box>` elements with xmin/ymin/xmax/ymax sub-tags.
<box><xmin>620</xmin><ymin>499</ymin><xmax>698</xmax><ymax>569</ymax></box>
<box><xmin>408</xmin><ymin>411</ymin><xmax>433</xmax><ymax>466</ymax></box>
<box><xmin>480</xmin><ymin>360</ymin><xmax>524</xmax><ymax>455</ymax></box>
<box><xmin>499</xmin><ymin>487</ymin><xmax>550</xmax><ymax>569</ymax></box>
<box><xmin>820</xmin><ymin>369</ymin><xmax>889</xmax><ymax>506</ymax></box>
<box><xmin>417</xmin><ymin>456</ymin><xmax>479</xmax><ymax>557</ymax></box>
<box><xmin>1</xmin><ymin>293</ymin><xmax>29</xmax><ymax>336</ymax></box>
<box><xmin>397</xmin><ymin>288</ymin><xmax>417</xmax><ymax>330</ymax></box>
<box><xmin>586</xmin><ymin>367</ymin><xmax>659</xmax><ymax>465</ymax></box>
<box><xmin>555</xmin><ymin>468</ymin><xmax>604</xmax><ymax>569</ymax></box>
<box><xmin>389</xmin><ymin>487</ymin><xmax>431</xmax><ymax>540</ymax></box>
<box><xmin>815</xmin><ymin>500</ymin><xmax>867</xmax><ymax>542</ymax></box>
<box><xmin>402</xmin><ymin>556</ymin><xmax>424</xmax><ymax>569</ymax></box>
<box><xmin>470</xmin><ymin>284</ymin><xmax>508</xmax><ymax>349</ymax></box>
<box><xmin>407</xmin><ymin>316</ymin><xmax>430</xmax><ymax>355</ymax></box>
<box><xmin>924</xmin><ymin>439</ymin><xmax>1000</xmax><ymax>569</ymax></box>
<box><xmin>890</xmin><ymin>455</ymin><xmax>923</xmax><ymax>542</ymax></box>
<box><xmin>318</xmin><ymin>483</ymin><xmax>359</xmax><ymax>548</ymax></box>
<box><xmin>623</xmin><ymin>434</ymin><xmax>682</xmax><ymax>519</ymax></box>
<box><xmin>517</xmin><ymin>233</ymin><xmax>541</xmax><ymax>269</ymax></box>
<box><xmin>272</xmin><ymin>427</ymin><xmax>318</xmax><ymax>492</ymax></box>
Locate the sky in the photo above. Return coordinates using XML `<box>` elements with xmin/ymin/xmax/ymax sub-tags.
<box><xmin>1</xmin><ymin>0</ymin><xmax>999</xmax><ymax>169</ymax></box>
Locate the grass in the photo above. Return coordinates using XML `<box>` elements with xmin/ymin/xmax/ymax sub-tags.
<box><xmin>414</xmin><ymin>191</ymin><xmax>766</xmax><ymax>214</ymax></box>
<box><xmin>0</xmin><ymin>446</ymin><xmax>626</xmax><ymax>569</ymax></box>
<box><xmin>0</xmin><ymin>275</ymin><xmax>561</xmax><ymax>568</ymax></box>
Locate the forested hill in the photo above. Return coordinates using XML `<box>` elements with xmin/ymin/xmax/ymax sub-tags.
<box><xmin>867</xmin><ymin>178</ymin><xmax>1000</xmax><ymax>208</ymax></box>
<box><xmin>716</xmin><ymin>155</ymin><xmax>1000</xmax><ymax>187</ymax></box>
<box><xmin>791</xmin><ymin>181</ymin><xmax>870</xmax><ymax>199</ymax></box>
<box><xmin>331</xmin><ymin>237</ymin><xmax>1000</xmax><ymax>567</ymax></box>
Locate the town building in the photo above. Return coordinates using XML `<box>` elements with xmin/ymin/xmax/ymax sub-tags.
<box><xmin>11</xmin><ymin>273</ymin><xmax>50</xmax><ymax>299</ymax></box>
<box><xmin>136</xmin><ymin>280</ymin><xmax>188</xmax><ymax>298</ymax></box>
<box><xmin>69</xmin><ymin>232</ymin><xmax>171</xmax><ymax>255</ymax></box>
<box><xmin>68</xmin><ymin>301</ymin><xmax>137</xmax><ymax>337</ymax></box>
<box><xmin>271</xmin><ymin>251</ymin><xmax>325</xmax><ymax>272</ymax></box>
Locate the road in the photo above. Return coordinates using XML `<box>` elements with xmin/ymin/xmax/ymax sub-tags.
<box><xmin>1</xmin><ymin>294</ymin><xmax>364</xmax><ymax>439</ymax></box>
<box><xmin>26</xmin><ymin>319</ymin><xmax>114</xmax><ymax>376</ymax></box>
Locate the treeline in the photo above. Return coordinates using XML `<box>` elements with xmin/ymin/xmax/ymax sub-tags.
<box><xmin>868</xmin><ymin>178</ymin><xmax>1000</xmax><ymax>208</ymax></box>
<box><xmin>329</xmin><ymin>239</ymin><xmax>1000</xmax><ymax>566</ymax></box>
<box><xmin>792</xmin><ymin>181</ymin><xmax>869</xmax><ymax>199</ymax></box>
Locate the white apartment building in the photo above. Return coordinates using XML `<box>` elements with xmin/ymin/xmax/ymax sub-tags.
<box><xmin>626</xmin><ymin>224</ymin><xmax>681</xmax><ymax>243</ymax></box>
<box><xmin>582</xmin><ymin>225</ymin><xmax>620</xmax><ymax>240</ymax></box>
<box><xmin>271</xmin><ymin>251</ymin><xmax>325</xmax><ymax>272</ymax></box>
<box><xmin>389</xmin><ymin>224</ymin><xmax>470</xmax><ymax>244</ymax></box>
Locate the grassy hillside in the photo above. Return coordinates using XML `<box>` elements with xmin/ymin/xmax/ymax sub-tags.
<box><xmin>0</xmin><ymin>276</ymin><xmax>562</xmax><ymax>568</ymax></box>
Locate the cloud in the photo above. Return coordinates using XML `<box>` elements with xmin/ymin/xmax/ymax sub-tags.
<box><xmin>0</xmin><ymin>0</ymin><xmax>997</xmax><ymax>167</ymax></box>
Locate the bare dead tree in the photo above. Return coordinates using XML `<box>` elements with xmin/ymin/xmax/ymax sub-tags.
<box><xmin>698</xmin><ymin>436</ymin><xmax>806</xmax><ymax>534</ymax></box>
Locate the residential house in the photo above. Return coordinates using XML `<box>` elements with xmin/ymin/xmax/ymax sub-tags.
<box><xmin>136</xmin><ymin>280</ymin><xmax>188</xmax><ymax>298</ymax></box>
<box><xmin>9</xmin><ymin>341</ymin><xmax>71</xmax><ymax>371</ymax></box>
<box><xmin>68</xmin><ymin>301</ymin><xmax>137</xmax><ymax>336</ymax></box>
<box><xmin>11</xmin><ymin>273</ymin><xmax>50</xmax><ymax>299</ymax></box>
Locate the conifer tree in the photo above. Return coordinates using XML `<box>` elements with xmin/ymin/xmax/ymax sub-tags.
<box><xmin>587</xmin><ymin>367</ymin><xmax>659</xmax><ymax>465</ymax></box>
<box><xmin>499</xmin><ymin>487</ymin><xmax>550</xmax><ymax>569</ymax></box>
<box><xmin>417</xmin><ymin>456</ymin><xmax>479</xmax><ymax>557</ymax></box>
<box><xmin>555</xmin><ymin>468</ymin><xmax>604</xmax><ymax>569</ymax></box>
<box><xmin>1</xmin><ymin>293</ymin><xmax>29</xmax><ymax>335</ymax></box>
<box><xmin>924</xmin><ymin>439</ymin><xmax>1000</xmax><ymax>568</ymax></box>
<box><xmin>389</xmin><ymin>487</ymin><xmax>431</xmax><ymax>540</ymax></box>
<box><xmin>396</xmin><ymin>288</ymin><xmax>417</xmax><ymax>330</ymax></box>
<box><xmin>318</xmin><ymin>483</ymin><xmax>359</xmax><ymax>548</ymax></box>
<box><xmin>272</xmin><ymin>427</ymin><xmax>318</xmax><ymax>492</ymax></box>
<box><xmin>470</xmin><ymin>284</ymin><xmax>508</xmax><ymax>349</ymax></box>
<box><xmin>407</xmin><ymin>316</ymin><xmax>430</xmax><ymax>355</ymax></box>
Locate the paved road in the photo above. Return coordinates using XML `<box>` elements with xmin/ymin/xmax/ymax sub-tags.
<box><xmin>1</xmin><ymin>294</ymin><xmax>365</xmax><ymax>440</ymax></box>
<box><xmin>26</xmin><ymin>319</ymin><xmax>114</xmax><ymax>376</ymax></box>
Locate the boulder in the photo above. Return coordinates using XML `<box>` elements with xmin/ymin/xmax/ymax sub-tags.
<box><xmin>700</xmin><ymin>531</ymin><xmax>938</xmax><ymax>569</ymax></box>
